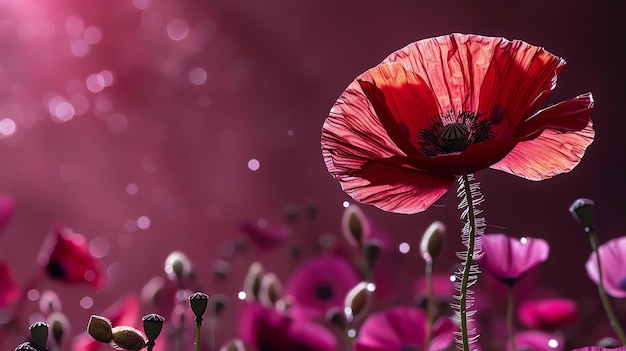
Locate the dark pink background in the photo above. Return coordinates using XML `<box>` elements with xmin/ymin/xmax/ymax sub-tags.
<box><xmin>0</xmin><ymin>0</ymin><xmax>623</xmax><ymax>349</ymax></box>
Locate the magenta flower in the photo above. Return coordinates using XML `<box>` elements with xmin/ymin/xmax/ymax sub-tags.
<box><xmin>585</xmin><ymin>236</ymin><xmax>626</xmax><ymax>298</ymax></box>
<box><xmin>72</xmin><ymin>295</ymin><xmax>141</xmax><ymax>351</ymax></box>
<box><xmin>321</xmin><ymin>33</ymin><xmax>594</xmax><ymax>214</ymax></box>
<box><xmin>571</xmin><ymin>348</ymin><xmax>626</xmax><ymax>351</ymax></box>
<box><xmin>0</xmin><ymin>260</ymin><xmax>19</xmax><ymax>307</ymax></box>
<box><xmin>238</xmin><ymin>301</ymin><xmax>336</xmax><ymax>351</ymax></box>
<box><xmin>0</xmin><ymin>195</ymin><xmax>16</xmax><ymax>231</ymax></box>
<box><xmin>481</xmin><ymin>234</ymin><xmax>550</xmax><ymax>284</ymax></box>
<box><xmin>285</xmin><ymin>255</ymin><xmax>360</xmax><ymax>320</ymax></box>
<box><xmin>37</xmin><ymin>225</ymin><xmax>105</xmax><ymax>288</ymax></box>
<box><xmin>518</xmin><ymin>298</ymin><xmax>578</xmax><ymax>330</ymax></box>
<box><xmin>239</xmin><ymin>221</ymin><xmax>290</xmax><ymax>250</ymax></box>
<box><xmin>354</xmin><ymin>306</ymin><xmax>454</xmax><ymax>351</ymax></box>
<box><xmin>509</xmin><ymin>330</ymin><xmax>564</xmax><ymax>351</ymax></box>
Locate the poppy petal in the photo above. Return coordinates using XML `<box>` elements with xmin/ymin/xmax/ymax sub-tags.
<box><xmin>358</xmin><ymin>63</ymin><xmax>439</xmax><ymax>155</ymax></box>
<box><xmin>585</xmin><ymin>236</ymin><xmax>626</xmax><ymax>298</ymax></box>
<box><xmin>514</xmin><ymin>93</ymin><xmax>594</xmax><ymax>139</ymax></box>
<box><xmin>340</xmin><ymin>159</ymin><xmax>455</xmax><ymax>214</ymax></box>
<box><xmin>489</xmin><ymin>120</ymin><xmax>594</xmax><ymax>180</ymax></box>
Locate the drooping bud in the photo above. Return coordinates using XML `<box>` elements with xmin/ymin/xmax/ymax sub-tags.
<box><xmin>39</xmin><ymin>290</ymin><xmax>62</xmax><ymax>314</ymax></box>
<box><xmin>305</xmin><ymin>200</ymin><xmax>318</xmax><ymax>221</ymax></box>
<box><xmin>243</xmin><ymin>262</ymin><xmax>264</xmax><ymax>301</ymax></box>
<box><xmin>219</xmin><ymin>339</ymin><xmax>246</xmax><ymax>351</ymax></box>
<box><xmin>164</xmin><ymin>251</ymin><xmax>192</xmax><ymax>281</ymax></box>
<box><xmin>212</xmin><ymin>259</ymin><xmax>231</xmax><ymax>281</ymax></box>
<box><xmin>341</xmin><ymin>205</ymin><xmax>369</xmax><ymax>247</ymax></box>
<box><xmin>363</xmin><ymin>238</ymin><xmax>382</xmax><ymax>269</ymax></box>
<box><xmin>111</xmin><ymin>326</ymin><xmax>146</xmax><ymax>351</ymax></box>
<box><xmin>569</xmin><ymin>198</ymin><xmax>595</xmax><ymax>231</ymax></box>
<box><xmin>344</xmin><ymin>282</ymin><xmax>372</xmax><ymax>322</ymax></box>
<box><xmin>325</xmin><ymin>307</ymin><xmax>346</xmax><ymax>329</ymax></box>
<box><xmin>258</xmin><ymin>273</ymin><xmax>282</xmax><ymax>307</ymax></box>
<box><xmin>29</xmin><ymin>322</ymin><xmax>49</xmax><ymax>350</ymax></box>
<box><xmin>46</xmin><ymin>311</ymin><xmax>70</xmax><ymax>347</ymax></box>
<box><xmin>283</xmin><ymin>204</ymin><xmax>298</xmax><ymax>225</ymax></box>
<box><xmin>87</xmin><ymin>315</ymin><xmax>113</xmax><ymax>343</ymax></box>
<box><xmin>210</xmin><ymin>294</ymin><xmax>228</xmax><ymax>317</ymax></box>
<box><xmin>141</xmin><ymin>314</ymin><xmax>165</xmax><ymax>344</ymax></box>
<box><xmin>420</xmin><ymin>221</ymin><xmax>445</xmax><ymax>262</ymax></box>
<box><xmin>188</xmin><ymin>292</ymin><xmax>209</xmax><ymax>319</ymax></box>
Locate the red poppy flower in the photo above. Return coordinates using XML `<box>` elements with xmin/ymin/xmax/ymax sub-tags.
<box><xmin>353</xmin><ymin>306</ymin><xmax>455</xmax><ymax>351</ymax></box>
<box><xmin>321</xmin><ymin>33</ymin><xmax>594</xmax><ymax>214</ymax></box>
<box><xmin>0</xmin><ymin>260</ymin><xmax>19</xmax><ymax>307</ymax></box>
<box><xmin>518</xmin><ymin>298</ymin><xmax>578</xmax><ymax>330</ymax></box>
<box><xmin>37</xmin><ymin>225</ymin><xmax>105</xmax><ymax>288</ymax></box>
<box><xmin>72</xmin><ymin>295</ymin><xmax>141</xmax><ymax>351</ymax></box>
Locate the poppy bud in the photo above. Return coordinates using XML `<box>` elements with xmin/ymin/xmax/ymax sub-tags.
<box><xmin>164</xmin><ymin>251</ymin><xmax>192</xmax><ymax>281</ymax></box>
<box><xmin>141</xmin><ymin>314</ymin><xmax>164</xmax><ymax>343</ymax></box>
<box><xmin>325</xmin><ymin>307</ymin><xmax>346</xmax><ymax>329</ymax></box>
<box><xmin>15</xmin><ymin>342</ymin><xmax>38</xmax><ymax>351</ymax></box>
<box><xmin>29</xmin><ymin>322</ymin><xmax>49</xmax><ymax>350</ymax></box>
<box><xmin>219</xmin><ymin>339</ymin><xmax>246</xmax><ymax>351</ymax></box>
<box><xmin>363</xmin><ymin>238</ymin><xmax>382</xmax><ymax>268</ymax></box>
<box><xmin>188</xmin><ymin>292</ymin><xmax>209</xmax><ymax>319</ymax></box>
<box><xmin>420</xmin><ymin>221</ymin><xmax>445</xmax><ymax>262</ymax></box>
<box><xmin>243</xmin><ymin>262</ymin><xmax>264</xmax><ymax>301</ymax></box>
<box><xmin>211</xmin><ymin>294</ymin><xmax>227</xmax><ymax>316</ymax></box>
<box><xmin>111</xmin><ymin>326</ymin><xmax>146</xmax><ymax>351</ymax></box>
<box><xmin>342</xmin><ymin>205</ymin><xmax>368</xmax><ymax>247</ymax></box>
<box><xmin>259</xmin><ymin>273</ymin><xmax>282</xmax><ymax>307</ymax></box>
<box><xmin>344</xmin><ymin>282</ymin><xmax>372</xmax><ymax>322</ymax></box>
<box><xmin>569</xmin><ymin>198</ymin><xmax>595</xmax><ymax>231</ymax></box>
<box><xmin>39</xmin><ymin>290</ymin><xmax>62</xmax><ymax>314</ymax></box>
<box><xmin>87</xmin><ymin>315</ymin><xmax>113</xmax><ymax>343</ymax></box>
<box><xmin>47</xmin><ymin>311</ymin><xmax>70</xmax><ymax>347</ymax></box>
<box><xmin>283</xmin><ymin>204</ymin><xmax>298</xmax><ymax>225</ymax></box>
<box><xmin>305</xmin><ymin>200</ymin><xmax>318</xmax><ymax>220</ymax></box>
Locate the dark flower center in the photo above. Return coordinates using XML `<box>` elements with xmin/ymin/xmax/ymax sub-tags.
<box><xmin>619</xmin><ymin>276</ymin><xmax>626</xmax><ymax>292</ymax></box>
<box><xmin>399</xmin><ymin>345</ymin><xmax>421</xmax><ymax>351</ymax></box>
<box><xmin>46</xmin><ymin>261</ymin><xmax>66</xmax><ymax>280</ymax></box>
<box><xmin>418</xmin><ymin>111</ymin><xmax>494</xmax><ymax>156</ymax></box>
<box><xmin>314</xmin><ymin>284</ymin><xmax>334</xmax><ymax>301</ymax></box>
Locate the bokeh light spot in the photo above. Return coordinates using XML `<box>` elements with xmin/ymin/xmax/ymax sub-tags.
<box><xmin>520</xmin><ymin>237</ymin><xmax>528</xmax><ymax>244</ymax></box>
<box><xmin>247</xmin><ymin>159</ymin><xmax>260</xmax><ymax>171</ymax></box>
<box><xmin>189</xmin><ymin>67</ymin><xmax>207</xmax><ymax>85</ymax></box>
<box><xmin>167</xmin><ymin>19</ymin><xmax>189</xmax><ymax>41</ymax></box>
<box><xmin>548</xmin><ymin>339</ymin><xmax>559</xmax><ymax>348</ymax></box>
<box><xmin>257</xmin><ymin>218</ymin><xmax>267</xmax><ymax>228</ymax></box>
<box><xmin>399</xmin><ymin>242</ymin><xmax>410</xmax><ymax>254</ymax></box>
<box><xmin>132</xmin><ymin>0</ymin><xmax>153</xmax><ymax>9</ymax></box>
<box><xmin>70</xmin><ymin>39</ymin><xmax>90</xmax><ymax>57</ymax></box>
<box><xmin>89</xmin><ymin>237</ymin><xmax>110</xmax><ymax>258</ymax></box>
<box><xmin>342</xmin><ymin>201</ymin><xmax>349</xmax><ymax>208</ymax></box>
<box><xmin>65</xmin><ymin>16</ymin><xmax>85</xmax><ymax>37</ymax></box>
<box><xmin>237</xmin><ymin>291</ymin><xmax>246</xmax><ymax>300</ymax></box>
<box><xmin>126</xmin><ymin>183</ymin><xmax>138</xmax><ymax>195</ymax></box>
<box><xmin>84</xmin><ymin>270</ymin><xmax>96</xmax><ymax>282</ymax></box>
<box><xmin>0</xmin><ymin>118</ymin><xmax>16</xmax><ymax>137</ymax></box>
<box><xmin>27</xmin><ymin>289</ymin><xmax>40</xmax><ymax>301</ymax></box>
<box><xmin>84</xmin><ymin>26</ymin><xmax>102</xmax><ymax>44</ymax></box>
<box><xmin>79</xmin><ymin>296</ymin><xmax>93</xmax><ymax>309</ymax></box>
<box><xmin>107</xmin><ymin>113</ymin><xmax>128</xmax><ymax>134</ymax></box>
<box><xmin>137</xmin><ymin>215</ymin><xmax>151</xmax><ymax>230</ymax></box>
<box><xmin>48</xmin><ymin>97</ymin><xmax>75</xmax><ymax>123</ymax></box>
<box><xmin>124</xmin><ymin>219</ymin><xmax>138</xmax><ymax>232</ymax></box>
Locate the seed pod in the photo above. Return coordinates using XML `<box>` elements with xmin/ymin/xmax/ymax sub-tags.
<box><xmin>111</xmin><ymin>326</ymin><xmax>146</xmax><ymax>351</ymax></box>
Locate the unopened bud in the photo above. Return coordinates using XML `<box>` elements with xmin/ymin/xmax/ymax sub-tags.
<box><xmin>111</xmin><ymin>326</ymin><xmax>146</xmax><ymax>351</ymax></box>
<box><xmin>344</xmin><ymin>282</ymin><xmax>371</xmax><ymax>321</ymax></box>
<box><xmin>189</xmin><ymin>292</ymin><xmax>209</xmax><ymax>319</ymax></box>
<box><xmin>325</xmin><ymin>307</ymin><xmax>346</xmax><ymax>329</ymax></box>
<box><xmin>141</xmin><ymin>314</ymin><xmax>164</xmax><ymax>342</ymax></box>
<box><xmin>87</xmin><ymin>315</ymin><xmax>113</xmax><ymax>343</ymax></box>
<box><xmin>363</xmin><ymin>238</ymin><xmax>382</xmax><ymax>268</ymax></box>
<box><xmin>219</xmin><ymin>339</ymin><xmax>246</xmax><ymax>351</ymax></box>
<box><xmin>259</xmin><ymin>273</ymin><xmax>282</xmax><ymax>307</ymax></box>
<box><xmin>342</xmin><ymin>205</ymin><xmax>368</xmax><ymax>247</ymax></box>
<box><xmin>243</xmin><ymin>262</ymin><xmax>264</xmax><ymax>301</ymax></box>
<box><xmin>211</xmin><ymin>294</ymin><xmax>228</xmax><ymax>316</ymax></box>
<box><xmin>29</xmin><ymin>322</ymin><xmax>49</xmax><ymax>350</ymax></box>
<box><xmin>15</xmin><ymin>342</ymin><xmax>38</xmax><ymax>351</ymax></box>
<box><xmin>164</xmin><ymin>251</ymin><xmax>192</xmax><ymax>281</ymax></box>
<box><xmin>569</xmin><ymin>198</ymin><xmax>595</xmax><ymax>231</ymax></box>
<box><xmin>283</xmin><ymin>204</ymin><xmax>298</xmax><ymax>225</ymax></box>
<box><xmin>47</xmin><ymin>312</ymin><xmax>70</xmax><ymax>347</ymax></box>
<box><xmin>39</xmin><ymin>290</ymin><xmax>62</xmax><ymax>314</ymax></box>
<box><xmin>420</xmin><ymin>221</ymin><xmax>445</xmax><ymax>262</ymax></box>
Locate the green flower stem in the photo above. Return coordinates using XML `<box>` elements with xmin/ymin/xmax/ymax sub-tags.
<box><xmin>424</xmin><ymin>259</ymin><xmax>434</xmax><ymax>349</ymax></box>
<box><xmin>588</xmin><ymin>230</ymin><xmax>626</xmax><ymax>345</ymax></box>
<box><xmin>194</xmin><ymin>318</ymin><xmax>202</xmax><ymax>351</ymax></box>
<box><xmin>507</xmin><ymin>284</ymin><xmax>517</xmax><ymax>351</ymax></box>
<box><xmin>459</xmin><ymin>173</ymin><xmax>478</xmax><ymax>351</ymax></box>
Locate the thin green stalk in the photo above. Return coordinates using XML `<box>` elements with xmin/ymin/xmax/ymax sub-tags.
<box><xmin>424</xmin><ymin>259</ymin><xmax>434</xmax><ymax>349</ymax></box>
<box><xmin>194</xmin><ymin>320</ymin><xmax>202</xmax><ymax>351</ymax></box>
<box><xmin>459</xmin><ymin>173</ymin><xmax>478</xmax><ymax>351</ymax></box>
<box><xmin>507</xmin><ymin>284</ymin><xmax>517</xmax><ymax>351</ymax></box>
<box><xmin>588</xmin><ymin>230</ymin><xmax>626</xmax><ymax>345</ymax></box>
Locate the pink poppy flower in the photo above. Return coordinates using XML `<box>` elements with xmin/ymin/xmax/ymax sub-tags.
<box><xmin>321</xmin><ymin>33</ymin><xmax>594</xmax><ymax>214</ymax></box>
<box><xmin>571</xmin><ymin>348</ymin><xmax>626</xmax><ymax>351</ymax></box>
<box><xmin>354</xmin><ymin>306</ymin><xmax>455</xmax><ymax>351</ymax></box>
<box><xmin>239</xmin><ymin>221</ymin><xmax>290</xmax><ymax>250</ymax></box>
<box><xmin>586</xmin><ymin>236</ymin><xmax>626</xmax><ymax>298</ymax></box>
<box><xmin>37</xmin><ymin>226</ymin><xmax>105</xmax><ymax>288</ymax></box>
<box><xmin>518</xmin><ymin>298</ymin><xmax>578</xmax><ymax>330</ymax></box>
<box><xmin>481</xmin><ymin>234</ymin><xmax>549</xmax><ymax>284</ymax></box>
<box><xmin>72</xmin><ymin>295</ymin><xmax>141</xmax><ymax>351</ymax></box>
<box><xmin>285</xmin><ymin>255</ymin><xmax>360</xmax><ymax>320</ymax></box>
<box><xmin>0</xmin><ymin>260</ymin><xmax>19</xmax><ymax>307</ymax></box>
<box><xmin>238</xmin><ymin>301</ymin><xmax>336</xmax><ymax>351</ymax></box>
<box><xmin>508</xmin><ymin>331</ymin><xmax>564</xmax><ymax>351</ymax></box>
<box><xmin>0</xmin><ymin>195</ymin><xmax>16</xmax><ymax>231</ymax></box>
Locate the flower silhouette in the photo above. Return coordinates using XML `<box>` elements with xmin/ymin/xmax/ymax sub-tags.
<box><xmin>518</xmin><ymin>298</ymin><xmax>578</xmax><ymax>330</ymax></box>
<box><xmin>285</xmin><ymin>255</ymin><xmax>360</xmax><ymax>320</ymax></box>
<box><xmin>481</xmin><ymin>234</ymin><xmax>549</xmax><ymax>285</ymax></box>
<box><xmin>353</xmin><ymin>306</ymin><xmax>454</xmax><ymax>351</ymax></box>
<box><xmin>37</xmin><ymin>226</ymin><xmax>105</xmax><ymax>287</ymax></box>
<box><xmin>321</xmin><ymin>33</ymin><xmax>594</xmax><ymax>214</ymax></box>
<box><xmin>586</xmin><ymin>236</ymin><xmax>626</xmax><ymax>298</ymax></box>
